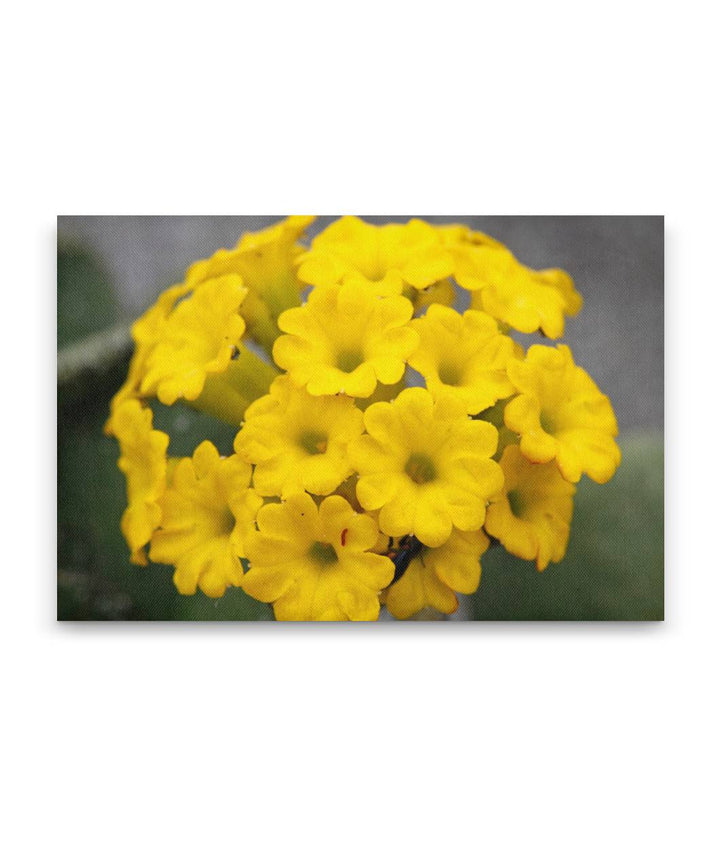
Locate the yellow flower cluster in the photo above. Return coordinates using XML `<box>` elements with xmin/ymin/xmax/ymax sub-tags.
<box><xmin>109</xmin><ymin>216</ymin><xmax>621</xmax><ymax>620</ymax></box>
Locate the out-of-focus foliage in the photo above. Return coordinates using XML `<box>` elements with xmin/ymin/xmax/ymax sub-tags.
<box><xmin>58</xmin><ymin>244</ymin><xmax>118</xmax><ymax>347</ymax></box>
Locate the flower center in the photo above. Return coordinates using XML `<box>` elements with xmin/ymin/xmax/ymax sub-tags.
<box><xmin>539</xmin><ymin>410</ymin><xmax>556</xmax><ymax>434</ymax></box>
<box><xmin>507</xmin><ymin>489</ymin><xmax>526</xmax><ymax>519</ymax></box>
<box><xmin>336</xmin><ymin>349</ymin><xmax>364</xmax><ymax>373</ymax></box>
<box><xmin>308</xmin><ymin>541</ymin><xmax>338</xmax><ymax>565</ymax></box>
<box><xmin>358</xmin><ymin>251</ymin><xmax>386</xmax><ymax>282</ymax></box>
<box><xmin>299</xmin><ymin>429</ymin><xmax>328</xmax><ymax>455</ymax></box>
<box><xmin>217</xmin><ymin>507</ymin><xmax>236</xmax><ymax>536</ymax></box>
<box><xmin>438</xmin><ymin>362</ymin><xmax>463</xmax><ymax>386</ymax></box>
<box><xmin>405</xmin><ymin>453</ymin><xmax>437</xmax><ymax>484</ymax></box>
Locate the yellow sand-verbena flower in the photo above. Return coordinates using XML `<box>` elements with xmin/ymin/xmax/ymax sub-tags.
<box><xmin>242</xmin><ymin>493</ymin><xmax>394</xmax><ymax>621</ymax></box>
<box><xmin>484</xmin><ymin>445</ymin><xmax>575</xmax><ymax>571</ymax></box>
<box><xmin>113</xmin><ymin>399</ymin><xmax>169</xmax><ymax>565</ymax></box>
<box><xmin>186</xmin><ymin>216</ymin><xmax>314</xmax><ymax>353</ymax></box>
<box><xmin>105</xmin><ymin>280</ymin><xmax>194</xmax><ymax>434</ymax></box>
<box><xmin>409</xmin><ymin>305</ymin><xmax>516</xmax><ymax>415</ymax></box>
<box><xmin>234</xmin><ymin>375</ymin><xmax>364</xmax><ymax>498</ymax></box>
<box><xmin>149</xmin><ymin>441</ymin><xmax>262</xmax><ymax>598</ymax></box>
<box><xmin>139</xmin><ymin>274</ymin><xmax>248</xmax><ymax>406</ymax></box>
<box><xmin>504</xmin><ymin>344</ymin><xmax>621</xmax><ymax>484</ymax></box>
<box><xmin>349</xmin><ymin>387</ymin><xmax>504</xmax><ymax>547</ymax></box>
<box><xmin>384</xmin><ymin>558</ymin><xmax>457</xmax><ymax>619</ymax></box>
<box><xmin>108</xmin><ymin>276</ymin><xmax>278</xmax><ymax>430</ymax></box>
<box><xmin>297</xmin><ymin>216</ymin><xmax>454</xmax><ymax>297</ymax></box>
<box><xmin>440</xmin><ymin>224</ymin><xmax>583</xmax><ymax>338</ymax></box>
<box><xmin>384</xmin><ymin>528</ymin><xmax>490</xmax><ymax>619</ymax></box>
<box><xmin>272</xmin><ymin>283</ymin><xmax>419</xmax><ymax>397</ymax></box>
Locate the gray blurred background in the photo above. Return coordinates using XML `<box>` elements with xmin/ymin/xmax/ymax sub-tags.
<box><xmin>57</xmin><ymin>215</ymin><xmax>663</xmax><ymax>432</ymax></box>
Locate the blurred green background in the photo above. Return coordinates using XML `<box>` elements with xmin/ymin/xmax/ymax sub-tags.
<box><xmin>57</xmin><ymin>221</ymin><xmax>663</xmax><ymax>621</ymax></box>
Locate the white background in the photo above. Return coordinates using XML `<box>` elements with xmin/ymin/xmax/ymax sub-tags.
<box><xmin>3</xmin><ymin>1</ymin><xmax>718</xmax><ymax>854</ymax></box>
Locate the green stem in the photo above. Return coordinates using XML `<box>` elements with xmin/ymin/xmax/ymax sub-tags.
<box><xmin>191</xmin><ymin>347</ymin><xmax>278</xmax><ymax>426</ymax></box>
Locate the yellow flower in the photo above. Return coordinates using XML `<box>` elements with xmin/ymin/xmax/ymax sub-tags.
<box><xmin>349</xmin><ymin>387</ymin><xmax>504</xmax><ymax>547</ymax></box>
<box><xmin>132</xmin><ymin>280</ymin><xmax>194</xmax><ymax>346</ymax></box>
<box><xmin>139</xmin><ymin>274</ymin><xmax>248</xmax><ymax>405</ymax></box>
<box><xmin>384</xmin><ymin>558</ymin><xmax>457</xmax><ymax>618</ymax></box>
<box><xmin>437</xmin><ymin>224</ymin><xmax>506</xmax><ymax>288</ymax></box>
<box><xmin>113</xmin><ymin>399</ymin><xmax>169</xmax><ymax>565</ymax></box>
<box><xmin>440</xmin><ymin>225</ymin><xmax>583</xmax><ymax>338</ymax></box>
<box><xmin>484</xmin><ymin>445</ymin><xmax>575</xmax><ymax>571</ymax></box>
<box><xmin>105</xmin><ymin>280</ymin><xmax>194</xmax><ymax>434</ymax></box>
<box><xmin>185</xmin><ymin>216</ymin><xmax>314</xmax><ymax>352</ymax></box>
<box><xmin>504</xmin><ymin>344</ymin><xmax>621</xmax><ymax>483</ymax></box>
<box><xmin>272</xmin><ymin>283</ymin><xmax>419</xmax><ymax>397</ymax></box>
<box><xmin>149</xmin><ymin>441</ymin><xmax>262</xmax><ymax>598</ymax></box>
<box><xmin>234</xmin><ymin>375</ymin><xmax>364</xmax><ymax>498</ymax></box>
<box><xmin>297</xmin><ymin>216</ymin><xmax>454</xmax><ymax>297</ymax></box>
<box><xmin>409</xmin><ymin>305</ymin><xmax>516</xmax><ymax>415</ymax></box>
<box><xmin>384</xmin><ymin>528</ymin><xmax>490</xmax><ymax>619</ymax></box>
<box><xmin>107</xmin><ymin>271</ymin><xmax>278</xmax><ymax>430</ymax></box>
<box><xmin>242</xmin><ymin>493</ymin><xmax>394</xmax><ymax>621</ymax></box>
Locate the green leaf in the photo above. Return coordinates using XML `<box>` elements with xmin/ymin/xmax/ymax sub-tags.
<box><xmin>57</xmin><ymin>244</ymin><xmax>118</xmax><ymax>348</ymax></box>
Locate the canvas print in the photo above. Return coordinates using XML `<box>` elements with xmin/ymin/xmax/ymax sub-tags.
<box><xmin>57</xmin><ymin>216</ymin><xmax>663</xmax><ymax>621</ymax></box>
